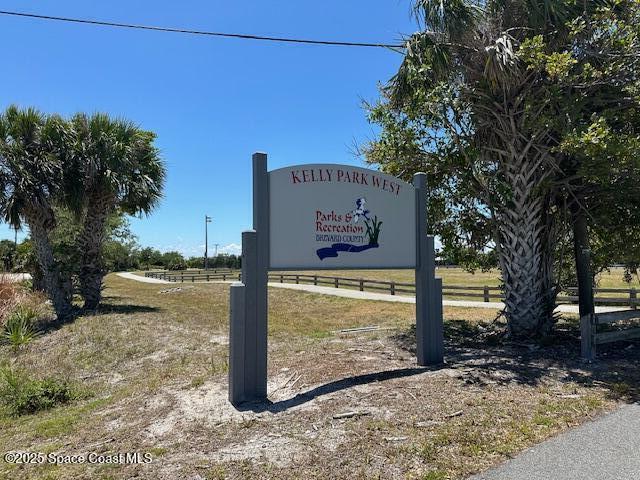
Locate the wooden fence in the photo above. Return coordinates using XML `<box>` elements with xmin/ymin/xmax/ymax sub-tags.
<box><xmin>581</xmin><ymin>310</ymin><xmax>640</xmax><ymax>359</ymax></box>
<box><xmin>144</xmin><ymin>270</ymin><xmax>640</xmax><ymax>308</ymax></box>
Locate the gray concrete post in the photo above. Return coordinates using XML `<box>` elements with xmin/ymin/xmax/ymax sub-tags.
<box><xmin>229</xmin><ymin>229</ymin><xmax>267</xmax><ymax>405</ymax></box>
<box><xmin>229</xmin><ymin>153</ymin><xmax>270</xmax><ymax>406</ymax></box>
<box><xmin>252</xmin><ymin>152</ymin><xmax>269</xmax><ymax>398</ymax></box>
<box><xmin>414</xmin><ymin>173</ymin><xmax>444</xmax><ymax>365</ymax></box>
<box><xmin>228</xmin><ymin>281</ymin><xmax>246</xmax><ymax>405</ymax></box>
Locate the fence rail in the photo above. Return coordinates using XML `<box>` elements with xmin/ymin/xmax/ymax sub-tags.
<box><xmin>581</xmin><ymin>309</ymin><xmax>640</xmax><ymax>359</ymax></box>
<box><xmin>143</xmin><ymin>270</ymin><xmax>640</xmax><ymax>308</ymax></box>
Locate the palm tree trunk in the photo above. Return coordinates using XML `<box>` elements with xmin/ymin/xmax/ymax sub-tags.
<box><xmin>78</xmin><ymin>190</ymin><xmax>114</xmax><ymax>310</ymax></box>
<box><xmin>496</xmin><ymin>154</ymin><xmax>557</xmax><ymax>338</ymax></box>
<box><xmin>26</xmin><ymin>209</ymin><xmax>73</xmax><ymax>321</ymax></box>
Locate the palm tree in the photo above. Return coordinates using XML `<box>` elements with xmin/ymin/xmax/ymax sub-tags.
<box><xmin>69</xmin><ymin>113</ymin><xmax>165</xmax><ymax>310</ymax></box>
<box><xmin>385</xmin><ymin>1</ymin><xmax>616</xmax><ymax>336</ymax></box>
<box><xmin>0</xmin><ymin>106</ymin><xmax>74</xmax><ymax>320</ymax></box>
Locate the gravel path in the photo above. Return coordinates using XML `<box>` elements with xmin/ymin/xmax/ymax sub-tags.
<box><xmin>116</xmin><ymin>272</ymin><xmax>171</xmax><ymax>284</ymax></box>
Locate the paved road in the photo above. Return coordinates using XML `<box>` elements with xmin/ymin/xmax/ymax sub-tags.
<box><xmin>471</xmin><ymin>403</ymin><xmax>640</xmax><ymax>480</ymax></box>
<box><xmin>118</xmin><ymin>272</ymin><xmax>626</xmax><ymax>314</ymax></box>
<box><xmin>116</xmin><ymin>272</ymin><xmax>171</xmax><ymax>284</ymax></box>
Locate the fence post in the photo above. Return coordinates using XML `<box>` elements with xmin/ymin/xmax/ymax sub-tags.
<box><xmin>483</xmin><ymin>286</ymin><xmax>490</xmax><ymax>303</ymax></box>
<box><xmin>313</xmin><ymin>275</ymin><xmax>318</xmax><ymax>286</ymax></box>
<box><xmin>295</xmin><ymin>275</ymin><xmax>299</xmax><ymax>284</ymax></box>
<box><xmin>359</xmin><ymin>279</ymin><xmax>364</xmax><ymax>292</ymax></box>
<box><xmin>631</xmin><ymin>288</ymin><xmax>637</xmax><ymax>310</ymax></box>
<box><xmin>223</xmin><ymin>273</ymin><xmax>227</xmax><ymax>281</ymax></box>
<box><xmin>580</xmin><ymin>313</ymin><xmax>595</xmax><ymax>360</ymax></box>
<box><xmin>390</xmin><ymin>282</ymin><xmax>396</xmax><ymax>295</ymax></box>
<box><xmin>206</xmin><ymin>274</ymin><xmax>210</xmax><ymax>282</ymax></box>
<box><xmin>280</xmin><ymin>274</ymin><xmax>284</xmax><ymax>283</ymax></box>
<box><xmin>335</xmin><ymin>278</ymin><xmax>339</xmax><ymax>288</ymax></box>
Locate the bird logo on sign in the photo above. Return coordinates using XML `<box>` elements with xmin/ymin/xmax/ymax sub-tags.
<box><xmin>351</xmin><ymin>197</ymin><xmax>370</xmax><ymax>223</ymax></box>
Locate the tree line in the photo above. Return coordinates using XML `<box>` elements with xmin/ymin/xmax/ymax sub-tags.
<box><xmin>0</xmin><ymin>226</ymin><xmax>241</xmax><ymax>277</ymax></box>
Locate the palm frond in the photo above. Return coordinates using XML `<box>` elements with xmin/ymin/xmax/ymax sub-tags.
<box><xmin>389</xmin><ymin>32</ymin><xmax>454</xmax><ymax>107</ymax></box>
<box><xmin>413</xmin><ymin>0</ymin><xmax>479</xmax><ymax>39</ymax></box>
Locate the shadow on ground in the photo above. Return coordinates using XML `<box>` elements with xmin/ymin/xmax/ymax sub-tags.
<box><xmin>395</xmin><ymin>318</ymin><xmax>640</xmax><ymax>404</ymax></box>
<box><xmin>93</xmin><ymin>303</ymin><xmax>161</xmax><ymax>315</ymax></box>
<box><xmin>237</xmin><ymin>316</ymin><xmax>640</xmax><ymax>413</ymax></box>
<box><xmin>237</xmin><ymin>366</ymin><xmax>436</xmax><ymax>413</ymax></box>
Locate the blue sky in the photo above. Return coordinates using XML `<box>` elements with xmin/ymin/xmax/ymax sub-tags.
<box><xmin>0</xmin><ymin>1</ymin><xmax>417</xmax><ymax>256</ymax></box>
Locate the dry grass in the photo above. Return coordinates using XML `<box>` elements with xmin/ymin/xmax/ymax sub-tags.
<box><xmin>0</xmin><ymin>274</ymin><xmax>638</xmax><ymax>479</ymax></box>
<box><xmin>0</xmin><ymin>276</ymin><xmax>49</xmax><ymax>331</ymax></box>
<box><xmin>0</xmin><ymin>277</ymin><xmax>29</xmax><ymax>329</ymax></box>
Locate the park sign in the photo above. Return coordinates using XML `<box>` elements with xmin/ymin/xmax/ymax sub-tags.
<box><xmin>228</xmin><ymin>152</ymin><xmax>443</xmax><ymax>406</ymax></box>
<box><xmin>269</xmin><ymin>164</ymin><xmax>416</xmax><ymax>269</ymax></box>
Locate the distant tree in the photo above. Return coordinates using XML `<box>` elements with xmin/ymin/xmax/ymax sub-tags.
<box><xmin>103</xmin><ymin>241</ymin><xmax>139</xmax><ymax>272</ymax></box>
<box><xmin>68</xmin><ymin>113</ymin><xmax>165</xmax><ymax>310</ymax></box>
<box><xmin>0</xmin><ymin>239</ymin><xmax>15</xmax><ymax>271</ymax></box>
<box><xmin>187</xmin><ymin>257</ymin><xmax>204</xmax><ymax>269</ymax></box>
<box><xmin>99</xmin><ymin>215</ymin><xmax>141</xmax><ymax>272</ymax></box>
<box><xmin>0</xmin><ymin>106</ymin><xmax>74</xmax><ymax>320</ymax></box>
<box><xmin>139</xmin><ymin>247</ymin><xmax>163</xmax><ymax>270</ymax></box>
<box><xmin>161</xmin><ymin>251</ymin><xmax>186</xmax><ymax>271</ymax></box>
<box><xmin>13</xmin><ymin>239</ymin><xmax>44</xmax><ymax>290</ymax></box>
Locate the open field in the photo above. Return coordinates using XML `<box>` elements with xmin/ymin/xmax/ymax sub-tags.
<box><xmin>1</xmin><ymin>275</ymin><xmax>639</xmax><ymax>479</ymax></box>
<box><xmin>155</xmin><ymin>267</ymin><xmax>640</xmax><ymax>304</ymax></box>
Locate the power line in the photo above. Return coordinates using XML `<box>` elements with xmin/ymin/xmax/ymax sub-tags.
<box><xmin>0</xmin><ymin>10</ymin><xmax>405</xmax><ymax>49</ymax></box>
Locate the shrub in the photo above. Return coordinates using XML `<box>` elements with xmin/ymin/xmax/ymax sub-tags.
<box><xmin>168</xmin><ymin>260</ymin><xmax>187</xmax><ymax>271</ymax></box>
<box><xmin>2</xmin><ymin>305</ymin><xmax>40</xmax><ymax>351</ymax></box>
<box><xmin>0</xmin><ymin>366</ymin><xmax>77</xmax><ymax>416</ymax></box>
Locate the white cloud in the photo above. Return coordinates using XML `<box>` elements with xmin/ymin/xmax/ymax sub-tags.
<box><xmin>219</xmin><ymin>243</ymin><xmax>241</xmax><ymax>255</ymax></box>
<box><xmin>153</xmin><ymin>241</ymin><xmax>241</xmax><ymax>257</ymax></box>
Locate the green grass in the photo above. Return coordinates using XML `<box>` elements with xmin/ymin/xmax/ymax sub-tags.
<box><xmin>2</xmin><ymin>305</ymin><xmax>41</xmax><ymax>351</ymax></box>
<box><xmin>0</xmin><ymin>367</ymin><xmax>81</xmax><ymax>417</ymax></box>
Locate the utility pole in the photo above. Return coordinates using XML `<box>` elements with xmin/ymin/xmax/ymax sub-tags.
<box><xmin>204</xmin><ymin>215</ymin><xmax>212</xmax><ymax>270</ymax></box>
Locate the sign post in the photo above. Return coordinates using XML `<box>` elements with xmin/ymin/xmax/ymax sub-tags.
<box><xmin>414</xmin><ymin>173</ymin><xmax>444</xmax><ymax>364</ymax></box>
<box><xmin>229</xmin><ymin>152</ymin><xmax>443</xmax><ymax>406</ymax></box>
